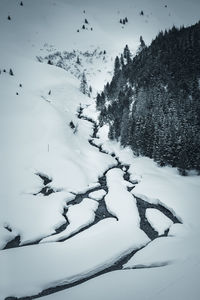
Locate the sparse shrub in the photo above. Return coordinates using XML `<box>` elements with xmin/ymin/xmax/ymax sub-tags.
<box><xmin>69</xmin><ymin>121</ymin><xmax>75</xmax><ymax>129</ymax></box>
<box><xmin>9</xmin><ymin>68</ymin><xmax>14</xmax><ymax>76</ymax></box>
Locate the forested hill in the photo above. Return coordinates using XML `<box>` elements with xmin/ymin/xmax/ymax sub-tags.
<box><xmin>97</xmin><ymin>21</ymin><xmax>200</xmax><ymax>174</ymax></box>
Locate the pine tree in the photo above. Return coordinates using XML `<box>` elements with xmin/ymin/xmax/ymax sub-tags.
<box><xmin>9</xmin><ymin>68</ymin><xmax>14</xmax><ymax>76</ymax></box>
<box><xmin>98</xmin><ymin>21</ymin><xmax>200</xmax><ymax>172</ymax></box>
<box><xmin>114</xmin><ymin>56</ymin><xmax>121</xmax><ymax>77</ymax></box>
<box><xmin>120</xmin><ymin>107</ymin><xmax>130</xmax><ymax>146</ymax></box>
<box><xmin>123</xmin><ymin>45</ymin><xmax>131</xmax><ymax>63</ymax></box>
<box><xmin>8</xmin><ymin>15</ymin><xmax>11</xmax><ymax>20</ymax></box>
<box><xmin>137</xmin><ymin>36</ymin><xmax>146</xmax><ymax>54</ymax></box>
<box><xmin>20</xmin><ymin>1</ymin><xmax>23</xmax><ymax>6</ymax></box>
<box><xmin>80</xmin><ymin>72</ymin><xmax>89</xmax><ymax>95</ymax></box>
<box><xmin>69</xmin><ymin>121</ymin><xmax>75</xmax><ymax>129</ymax></box>
<box><xmin>96</xmin><ymin>92</ymin><xmax>105</xmax><ymax>110</ymax></box>
<box><xmin>76</xmin><ymin>56</ymin><xmax>81</xmax><ymax>64</ymax></box>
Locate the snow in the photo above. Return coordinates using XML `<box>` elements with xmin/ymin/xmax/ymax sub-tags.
<box><xmin>0</xmin><ymin>168</ymin><xmax>149</xmax><ymax>299</ymax></box>
<box><xmin>1</xmin><ymin>0</ymin><xmax>200</xmax><ymax>299</ymax></box>
<box><xmin>89</xmin><ymin>190</ymin><xmax>107</xmax><ymax>201</ymax></box>
<box><xmin>145</xmin><ymin>208</ymin><xmax>173</xmax><ymax>235</ymax></box>
<box><xmin>40</xmin><ymin>198</ymin><xmax>98</xmax><ymax>243</ymax></box>
<box><xmin>0</xmin><ymin>226</ymin><xmax>17</xmax><ymax>250</ymax></box>
<box><xmin>0</xmin><ymin>57</ymin><xmax>116</xmax><ymax>247</ymax></box>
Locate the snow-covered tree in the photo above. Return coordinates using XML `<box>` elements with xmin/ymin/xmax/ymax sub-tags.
<box><xmin>80</xmin><ymin>72</ymin><xmax>89</xmax><ymax>95</ymax></box>
<box><xmin>137</xmin><ymin>36</ymin><xmax>146</xmax><ymax>54</ymax></box>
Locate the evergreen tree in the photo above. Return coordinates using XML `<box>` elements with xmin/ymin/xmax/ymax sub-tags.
<box><xmin>137</xmin><ymin>36</ymin><xmax>146</xmax><ymax>53</ymax></box>
<box><xmin>96</xmin><ymin>92</ymin><xmax>105</xmax><ymax>110</ymax></box>
<box><xmin>9</xmin><ymin>68</ymin><xmax>14</xmax><ymax>76</ymax></box>
<box><xmin>114</xmin><ymin>56</ymin><xmax>121</xmax><ymax>77</ymax></box>
<box><xmin>123</xmin><ymin>45</ymin><xmax>131</xmax><ymax>64</ymax></box>
<box><xmin>76</xmin><ymin>56</ymin><xmax>81</xmax><ymax>64</ymax></box>
<box><xmin>80</xmin><ymin>72</ymin><xmax>89</xmax><ymax>95</ymax></box>
<box><xmin>97</xmin><ymin>21</ymin><xmax>200</xmax><ymax>172</ymax></box>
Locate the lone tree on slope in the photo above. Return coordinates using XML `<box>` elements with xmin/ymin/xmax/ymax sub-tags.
<box><xmin>9</xmin><ymin>68</ymin><xmax>14</xmax><ymax>76</ymax></box>
<box><xmin>80</xmin><ymin>72</ymin><xmax>89</xmax><ymax>95</ymax></box>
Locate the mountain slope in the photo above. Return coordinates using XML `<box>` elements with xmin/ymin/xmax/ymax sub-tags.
<box><xmin>98</xmin><ymin>21</ymin><xmax>200</xmax><ymax>172</ymax></box>
<box><xmin>0</xmin><ymin>1</ymin><xmax>200</xmax><ymax>300</ymax></box>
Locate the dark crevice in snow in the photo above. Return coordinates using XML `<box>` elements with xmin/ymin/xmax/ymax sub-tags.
<box><xmin>3</xmin><ymin>207</ymin><xmax>70</xmax><ymax>250</ymax></box>
<box><xmin>134</xmin><ymin>195</ymin><xmax>181</xmax><ymax>240</ymax></box>
<box><xmin>135</xmin><ymin>195</ymin><xmax>181</xmax><ymax>224</ymax></box>
<box><xmin>33</xmin><ymin>173</ymin><xmax>56</xmax><ymax>196</ymax></box>
<box><xmin>54</xmin><ymin>207</ymin><xmax>70</xmax><ymax>234</ymax></box>
<box><xmin>57</xmin><ymin>198</ymin><xmax>117</xmax><ymax>243</ymax></box>
<box><xmin>35</xmin><ymin>173</ymin><xmax>52</xmax><ymax>186</ymax></box>
<box><xmin>6</xmin><ymin>244</ymin><xmax>148</xmax><ymax>300</ymax></box>
<box><xmin>94</xmin><ymin>197</ymin><xmax>116</xmax><ymax>221</ymax></box>
<box><xmin>4</xmin><ymin>225</ymin><xmax>12</xmax><ymax>232</ymax></box>
<box><xmin>4</xmin><ymin>235</ymin><xmax>21</xmax><ymax>250</ymax></box>
<box><xmin>35</xmin><ymin>186</ymin><xmax>55</xmax><ymax>196</ymax></box>
<box><xmin>5</xmin><ymin>106</ymin><xmax>183</xmax><ymax>299</ymax></box>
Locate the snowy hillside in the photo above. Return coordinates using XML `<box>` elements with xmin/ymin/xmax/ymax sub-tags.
<box><xmin>0</xmin><ymin>0</ymin><xmax>200</xmax><ymax>300</ymax></box>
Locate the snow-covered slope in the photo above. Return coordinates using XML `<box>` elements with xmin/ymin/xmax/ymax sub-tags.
<box><xmin>0</xmin><ymin>0</ymin><xmax>200</xmax><ymax>299</ymax></box>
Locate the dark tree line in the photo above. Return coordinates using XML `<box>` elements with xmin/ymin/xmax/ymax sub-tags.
<box><xmin>97</xmin><ymin>21</ymin><xmax>200</xmax><ymax>173</ymax></box>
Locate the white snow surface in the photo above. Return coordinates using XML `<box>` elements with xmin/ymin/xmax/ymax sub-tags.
<box><xmin>89</xmin><ymin>189</ymin><xmax>107</xmax><ymax>201</ymax></box>
<box><xmin>1</xmin><ymin>0</ymin><xmax>200</xmax><ymax>300</ymax></box>
<box><xmin>40</xmin><ymin>198</ymin><xmax>98</xmax><ymax>243</ymax></box>
<box><xmin>145</xmin><ymin>208</ymin><xmax>173</xmax><ymax>235</ymax></box>
<box><xmin>0</xmin><ymin>169</ymin><xmax>149</xmax><ymax>299</ymax></box>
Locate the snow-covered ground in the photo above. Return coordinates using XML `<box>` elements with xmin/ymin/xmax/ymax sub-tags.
<box><xmin>0</xmin><ymin>0</ymin><xmax>200</xmax><ymax>299</ymax></box>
